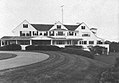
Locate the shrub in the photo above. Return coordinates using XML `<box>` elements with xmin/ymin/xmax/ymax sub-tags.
<box><xmin>65</xmin><ymin>45</ymin><xmax>83</xmax><ymax>49</ymax></box>
<box><xmin>114</xmin><ymin>58</ymin><xmax>119</xmax><ymax>68</ymax></box>
<box><xmin>0</xmin><ymin>44</ymin><xmax>21</xmax><ymax>51</ymax></box>
<box><xmin>109</xmin><ymin>42</ymin><xmax>119</xmax><ymax>52</ymax></box>
<box><xmin>26</xmin><ymin>45</ymin><xmax>61</xmax><ymax>51</ymax></box>
<box><xmin>61</xmin><ymin>48</ymin><xmax>94</xmax><ymax>59</ymax></box>
<box><xmin>90</xmin><ymin>46</ymin><xmax>107</xmax><ymax>55</ymax></box>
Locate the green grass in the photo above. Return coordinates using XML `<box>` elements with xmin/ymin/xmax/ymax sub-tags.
<box><xmin>0</xmin><ymin>53</ymin><xmax>17</xmax><ymax>60</ymax></box>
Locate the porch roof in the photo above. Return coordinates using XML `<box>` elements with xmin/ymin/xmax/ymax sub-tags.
<box><xmin>1</xmin><ymin>36</ymin><xmax>33</xmax><ymax>40</ymax></box>
<box><xmin>31</xmin><ymin>36</ymin><xmax>52</xmax><ymax>40</ymax></box>
<box><xmin>50</xmin><ymin>36</ymin><xmax>82</xmax><ymax>40</ymax></box>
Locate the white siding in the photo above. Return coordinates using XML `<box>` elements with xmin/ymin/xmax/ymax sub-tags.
<box><xmin>12</xmin><ymin>20</ymin><xmax>37</xmax><ymax>36</ymax></box>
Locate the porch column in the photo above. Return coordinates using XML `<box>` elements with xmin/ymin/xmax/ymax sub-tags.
<box><xmin>16</xmin><ymin>40</ymin><xmax>18</xmax><ymax>44</ymax></box>
<box><xmin>7</xmin><ymin>41</ymin><xmax>9</xmax><ymax>45</ymax></box>
<box><xmin>51</xmin><ymin>40</ymin><xmax>53</xmax><ymax>45</ymax></box>
<box><xmin>1</xmin><ymin>40</ymin><xmax>2</xmax><ymax>46</ymax></box>
<box><xmin>48</xmin><ymin>31</ymin><xmax>50</xmax><ymax>36</ymax></box>
<box><xmin>71</xmin><ymin>40</ymin><xmax>73</xmax><ymax>45</ymax></box>
<box><xmin>30</xmin><ymin>40</ymin><xmax>32</xmax><ymax>45</ymax></box>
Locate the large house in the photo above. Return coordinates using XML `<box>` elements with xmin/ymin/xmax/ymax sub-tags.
<box><xmin>0</xmin><ymin>20</ymin><xmax>109</xmax><ymax>51</ymax></box>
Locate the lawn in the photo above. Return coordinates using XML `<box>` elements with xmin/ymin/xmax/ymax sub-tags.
<box><xmin>0</xmin><ymin>53</ymin><xmax>17</xmax><ymax>60</ymax></box>
<box><xmin>0</xmin><ymin>51</ymin><xmax>110</xmax><ymax>83</ymax></box>
<box><xmin>94</xmin><ymin>52</ymin><xmax>119</xmax><ymax>65</ymax></box>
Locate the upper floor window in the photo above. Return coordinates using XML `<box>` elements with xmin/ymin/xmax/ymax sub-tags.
<box><xmin>89</xmin><ymin>41</ymin><xmax>94</xmax><ymax>44</ymax></box>
<box><xmin>17</xmin><ymin>40</ymin><xmax>30</xmax><ymax>45</ymax></box>
<box><xmin>57</xmin><ymin>31</ymin><xmax>64</xmax><ymax>36</ymax></box>
<box><xmin>44</xmin><ymin>32</ymin><xmax>48</xmax><ymax>36</ymax></box>
<box><xmin>97</xmin><ymin>41</ymin><xmax>103</xmax><ymax>44</ymax></box>
<box><xmin>23</xmin><ymin>24</ymin><xmax>28</xmax><ymax>28</ymax></box>
<box><xmin>69</xmin><ymin>32</ymin><xmax>74</xmax><ymax>36</ymax></box>
<box><xmin>20</xmin><ymin>31</ymin><xmax>31</xmax><ymax>36</ymax></box>
<box><xmin>33</xmin><ymin>31</ymin><xmax>38</xmax><ymax>36</ymax></box>
<box><xmin>79</xmin><ymin>41</ymin><xmax>87</xmax><ymax>44</ymax></box>
<box><xmin>57</xmin><ymin>25</ymin><xmax>61</xmax><ymax>29</ymax></box>
<box><xmin>81</xmin><ymin>26</ymin><xmax>85</xmax><ymax>29</ymax></box>
<box><xmin>82</xmin><ymin>34</ymin><xmax>90</xmax><ymax>37</ymax></box>
<box><xmin>49</xmin><ymin>31</ymin><xmax>54</xmax><ymax>36</ymax></box>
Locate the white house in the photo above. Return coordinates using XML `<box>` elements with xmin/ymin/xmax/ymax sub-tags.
<box><xmin>0</xmin><ymin>20</ymin><xmax>109</xmax><ymax>51</ymax></box>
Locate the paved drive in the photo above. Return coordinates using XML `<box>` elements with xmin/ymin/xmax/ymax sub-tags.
<box><xmin>0</xmin><ymin>51</ymin><xmax>49</xmax><ymax>70</ymax></box>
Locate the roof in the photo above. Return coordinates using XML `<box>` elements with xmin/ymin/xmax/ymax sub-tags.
<box><xmin>31</xmin><ymin>24</ymin><xmax>81</xmax><ymax>31</ymax></box>
<box><xmin>64</xmin><ymin>25</ymin><xmax>80</xmax><ymax>31</ymax></box>
<box><xmin>1</xmin><ymin>36</ymin><xmax>33</xmax><ymax>40</ymax></box>
<box><xmin>31</xmin><ymin>24</ymin><xmax>53</xmax><ymax>31</ymax></box>
<box><xmin>31</xmin><ymin>36</ymin><xmax>52</xmax><ymax>40</ymax></box>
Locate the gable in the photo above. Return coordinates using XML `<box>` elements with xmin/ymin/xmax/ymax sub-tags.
<box><xmin>49</xmin><ymin>21</ymin><xmax>68</xmax><ymax>31</ymax></box>
<box><xmin>75</xmin><ymin>22</ymin><xmax>99</xmax><ymax>39</ymax></box>
<box><xmin>12</xmin><ymin>20</ymin><xmax>37</xmax><ymax>33</ymax></box>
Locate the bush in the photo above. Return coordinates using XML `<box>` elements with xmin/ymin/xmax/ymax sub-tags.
<box><xmin>90</xmin><ymin>46</ymin><xmax>107</xmax><ymax>55</ymax></box>
<box><xmin>114</xmin><ymin>58</ymin><xmax>119</xmax><ymax>68</ymax></box>
<box><xmin>26</xmin><ymin>45</ymin><xmax>61</xmax><ymax>51</ymax></box>
<box><xmin>0</xmin><ymin>44</ymin><xmax>21</xmax><ymax>51</ymax></box>
<box><xmin>109</xmin><ymin>42</ymin><xmax>119</xmax><ymax>52</ymax></box>
<box><xmin>65</xmin><ymin>45</ymin><xmax>83</xmax><ymax>49</ymax></box>
<box><xmin>61</xmin><ymin>48</ymin><xmax>94</xmax><ymax>59</ymax></box>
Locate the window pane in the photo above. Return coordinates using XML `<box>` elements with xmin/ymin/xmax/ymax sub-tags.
<box><xmin>89</xmin><ymin>41</ymin><xmax>94</xmax><ymax>44</ymax></box>
<box><xmin>82</xmin><ymin>34</ymin><xmax>90</xmax><ymax>37</ymax></box>
<box><xmin>23</xmin><ymin>24</ymin><xmax>28</xmax><ymax>28</ymax></box>
<box><xmin>57</xmin><ymin>25</ymin><xmax>61</xmax><ymax>29</ymax></box>
<box><xmin>81</xmin><ymin>26</ymin><xmax>85</xmax><ymax>29</ymax></box>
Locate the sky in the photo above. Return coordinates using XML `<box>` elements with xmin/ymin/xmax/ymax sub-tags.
<box><xmin>0</xmin><ymin>0</ymin><xmax>118</xmax><ymax>41</ymax></box>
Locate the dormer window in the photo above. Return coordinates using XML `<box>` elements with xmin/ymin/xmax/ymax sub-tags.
<box><xmin>81</xmin><ymin>26</ymin><xmax>85</xmax><ymax>29</ymax></box>
<box><xmin>23</xmin><ymin>24</ymin><xmax>28</xmax><ymax>28</ymax></box>
<box><xmin>57</xmin><ymin>25</ymin><xmax>61</xmax><ymax>29</ymax></box>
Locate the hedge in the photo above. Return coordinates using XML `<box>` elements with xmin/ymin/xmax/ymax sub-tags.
<box><xmin>65</xmin><ymin>45</ymin><xmax>83</xmax><ymax>49</ymax></box>
<box><xmin>0</xmin><ymin>44</ymin><xmax>21</xmax><ymax>51</ymax></box>
<box><xmin>115</xmin><ymin>58</ymin><xmax>119</xmax><ymax>68</ymax></box>
<box><xmin>61</xmin><ymin>48</ymin><xmax>94</xmax><ymax>59</ymax></box>
<box><xmin>89</xmin><ymin>46</ymin><xmax>107</xmax><ymax>55</ymax></box>
<box><xmin>25</xmin><ymin>45</ymin><xmax>61</xmax><ymax>51</ymax></box>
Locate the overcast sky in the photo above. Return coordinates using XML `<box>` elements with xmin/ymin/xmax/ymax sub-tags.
<box><xmin>0</xmin><ymin>0</ymin><xmax>118</xmax><ymax>41</ymax></box>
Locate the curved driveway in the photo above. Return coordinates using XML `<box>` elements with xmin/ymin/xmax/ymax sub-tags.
<box><xmin>0</xmin><ymin>51</ymin><xmax>49</xmax><ymax>70</ymax></box>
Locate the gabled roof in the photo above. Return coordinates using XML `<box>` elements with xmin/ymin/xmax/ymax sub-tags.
<box><xmin>64</xmin><ymin>25</ymin><xmax>80</xmax><ymax>31</ymax></box>
<box><xmin>31</xmin><ymin>24</ymin><xmax>81</xmax><ymax>31</ymax></box>
<box><xmin>31</xmin><ymin>24</ymin><xmax>54</xmax><ymax>31</ymax></box>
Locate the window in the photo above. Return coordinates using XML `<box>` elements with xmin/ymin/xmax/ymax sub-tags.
<box><xmin>89</xmin><ymin>41</ymin><xmax>94</xmax><ymax>44</ymax></box>
<box><xmin>84</xmin><ymin>41</ymin><xmax>87</xmax><ymax>44</ymax></box>
<box><xmin>79</xmin><ymin>41</ymin><xmax>87</xmax><ymax>44</ymax></box>
<box><xmin>56</xmin><ymin>40</ymin><xmax>65</xmax><ymax>45</ymax></box>
<box><xmin>57</xmin><ymin>25</ymin><xmax>61</xmax><ymax>29</ymax></box>
<box><xmin>44</xmin><ymin>32</ymin><xmax>48</xmax><ymax>36</ymax></box>
<box><xmin>81</xmin><ymin>26</ymin><xmax>85</xmax><ymax>29</ymax></box>
<box><xmin>97</xmin><ymin>41</ymin><xmax>103</xmax><ymax>44</ymax></box>
<box><xmin>18</xmin><ymin>40</ymin><xmax>30</xmax><ymax>45</ymax></box>
<box><xmin>20</xmin><ymin>31</ymin><xmax>31</xmax><ymax>36</ymax></box>
<box><xmin>69</xmin><ymin>32</ymin><xmax>74</xmax><ymax>36</ymax></box>
<box><xmin>82</xmin><ymin>34</ymin><xmax>90</xmax><ymax>37</ymax></box>
<box><xmin>33</xmin><ymin>31</ymin><xmax>38</xmax><ymax>36</ymax></box>
<box><xmin>23</xmin><ymin>24</ymin><xmax>28</xmax><ymax>28</ymax></box>
<box><xmin>40</xmin><ymin>33</ymin><xmax>42</xmax><ymax>35</ymax></box>
<box><xmin>57</xmin><ymin>31</ymin><xmax>64</xmax><ymax>36</ymax></box>
<box><xmin>67</xmin><ymin>40</ymin><xmax>71</xmax><ymax>45</ymax></box>
<box><xmin>49</xmin><ymin>31</ymin><xmax>54</xmax><ymax>36</ymax></box>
